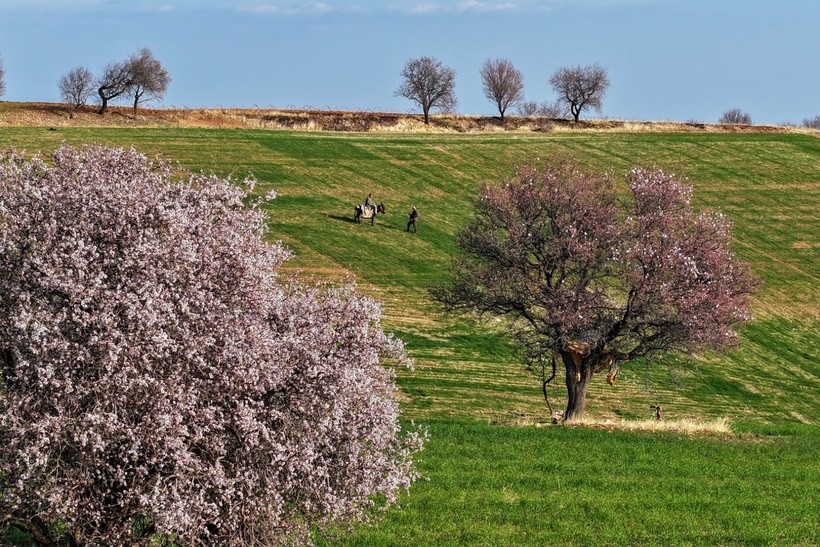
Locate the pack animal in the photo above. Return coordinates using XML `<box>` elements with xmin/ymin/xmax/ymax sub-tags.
<box><xmin>354</xmin><ymin>202</ymin><xmax>385</xmax><ymax>225</ymax></box>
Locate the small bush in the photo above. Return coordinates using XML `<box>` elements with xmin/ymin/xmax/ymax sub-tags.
<box><xmin>719</xmin><ymin>108</ymin><xmax>752</xmax><ymax>125</ymax></box>
<box><xmin>802</xmin><ymin>115</ymin><xmax>820</xmax><ymax>129</ymax></box>
<box><xmin>516</xmin><ymin>101</ymin><xmax>539</xmax><ymax>117</ymax></box>
<box><xmin>537</xmin><ymin>99</ymin><xmax>569</xmax><ymax>119</ymax></box>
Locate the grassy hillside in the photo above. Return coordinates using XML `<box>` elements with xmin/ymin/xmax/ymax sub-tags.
<box><xmin>1</xmin><ymin>126</ymin><xmax>818</xmax><ymax>545</ymax></box>
<box><xmin>3</xmin><ymin>127</ymin><xmax>816</xmax><ymax>423</ymax></box>
<box><xmin>320</xmin><ymin>421</ymin><xmax>820</xmax><ymax>546</ymax></box>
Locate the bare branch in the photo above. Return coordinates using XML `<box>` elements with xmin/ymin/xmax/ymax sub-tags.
<box><xmin>127</xmin><ymin>47</ymin><xmax>171</xmax><ymax>115</ymax></box>
<box><xmin>96</xmin><ymin>60</ymin><xmax>133</xmax><ymax>115</ymax></box>
<box><xmin>719</xmin><ymin>108</ymin><xmax>752</xmax><ymax>125</ymax></box>
<box><xmin>395</xmin><ymin>56</ymin><xmax>457</xmax><ymax>124</ymax></box>
<box><xmin>58</xmin><ymin>67</ymin><xmax>95</xmax><ymax>118</ymax></box>
<box><xmin>802</xmin><ymin>115</ymin><xmax>820</xmax><ymax>129</ymax></box>
<box><xmin>480</xmin><ymin>58</ymin><xmax>524</xmax><ymax>122</ymax></box>
<box><xmin>549</xmin><ymin>64</ymin><xmax>610</xmax><ymax>122</ymax></box>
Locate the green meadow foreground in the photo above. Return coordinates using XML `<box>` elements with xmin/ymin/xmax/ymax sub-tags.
<box><xmin>1</xmin><ymin>126</ymin><xmax>818</xmax><ymax>544</ymax></box>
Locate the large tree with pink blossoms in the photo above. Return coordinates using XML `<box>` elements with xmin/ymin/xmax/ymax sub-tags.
<box><xmin>434</xmin><ymin>159</ymin><xmax>758</xmax><ymax>421</ymax></box>
<box><xmin>0</xmin><ymin>145</ymin><xmax>423</xmax><ymax>546</ymax></box>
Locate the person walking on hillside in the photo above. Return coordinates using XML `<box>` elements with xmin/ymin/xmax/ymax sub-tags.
<box><xmin>407</xmin><ymin>204</ymin><xmax>418</xmax><ymax>233</ymax></box>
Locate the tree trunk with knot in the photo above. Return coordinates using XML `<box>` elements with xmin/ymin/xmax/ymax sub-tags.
<box><xmin>560</xmin><ymin>340</ymin><xmax>618</xmax><ymax>421</ymax></box>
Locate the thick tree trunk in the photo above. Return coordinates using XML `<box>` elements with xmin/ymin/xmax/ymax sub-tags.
<box><xmin>133</xmin><ymin>89</ymin><xmax>143</xmax><ymax>116</ymax></box>
<box><xmin>1</xmin><ymin>514</ymin><xmax>58</xmax><ymax>547</ymax></box>
<box><xmin>98</xmin><ymin>89</ymin><xmax>109</xmax><ymax>116</ymax></box>
<box><xmin>560</xmin><ymin>349</ymin><xmax>593</xmax><ymax>421</ymax></box>
<box><xmin>559</xmin><ymin>340</ymin><xmax>619</xmax><ymax>421</ymax></box>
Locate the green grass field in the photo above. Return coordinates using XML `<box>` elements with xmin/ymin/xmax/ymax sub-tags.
<box><xmin>1</xmin><ymin>127</ymin><xmax>818</xmax><ymax>545</ymax></box>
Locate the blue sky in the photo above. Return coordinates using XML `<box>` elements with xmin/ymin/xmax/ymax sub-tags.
<box><xmin>1</xmin><ymin>0</ymin><xmax>817</xmax><ymax>124</ymax></box>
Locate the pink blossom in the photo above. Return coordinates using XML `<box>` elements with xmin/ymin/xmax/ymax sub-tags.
<box><xmin>0</xmin><ymin>145</ymin><xmax>423</xmax><ymax>546</ymax></box>
<box><xmin>436</xmin><ymin>160</ymin><xmax>758</xmax><ymax>419</ymax></box>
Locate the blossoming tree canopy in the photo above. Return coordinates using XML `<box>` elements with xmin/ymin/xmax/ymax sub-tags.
<box><xmin>434</xmin><ymin>159</ymin><xmax>758</xmax><ymax>421</ymax></box>
<box><xmin>0</xmin><ymin>145</ymin><xmax>424</xmax><ymax>546</ymax></box>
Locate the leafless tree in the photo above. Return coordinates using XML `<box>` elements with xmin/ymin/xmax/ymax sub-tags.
<box><xmin>517</xmin><ymin>99</ymin><xmax>570</xmax><ymax>119</ymax></box>
<box><xmin>480</xmin><ymin>58</ymin><xmax>524</xmax><ymax>122</ymax></box>
<box><xmin>549</xmin><ymin>64</ymin><xmax>610</xmax><ymax>122</ymax></box>
<box><xmin>127</xmin><ymin>48</ymin><xmax>170</xmax><ymax>115</ymax></box>
<box><xmin>801</xmin><ymin>115</ymin><xmax>820</xmax><ymax>129</ymax></box>
<box><xmin>719</xmin><ymin>108</ymin><xmax>752</xmax><ymax>125</ymax></box>
<box><xmin>96</xmin><ymin>60</ymin><xmax>133</xmax><ymax>115</ymax></box>
<box><xmin>395</xmin><ymin>56</ymin><xmax>457</xmax><ymax>125</ymax></box>
<box><xmin>58</xmin><ymin>67</ymin><xmax>95</xmax><ymax>118</ymax></box>
<box><xmin>517</xmin><ymin>101</ymin><xmax>539</xmax><ymax>117</ymax></box>
<box><xmin>0</xmin><ymin>54</ymin><xmax>6</xmax><ymax>98</ymax></box>
<box><xmin>538</xmin><ymin>99</ymin><xmax>570</xmax><ymax>119</ymax></box>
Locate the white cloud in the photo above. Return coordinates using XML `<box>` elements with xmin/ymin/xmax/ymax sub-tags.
<box><xmin>132</xmin><ymin>3</ymin><xmax>177</xmax><ymax>13</ymax></box>
<box><xmin>0</xmin><ymin>0</ymin><xmax>101</xmax><ymax>9</ymax></box>
<box><xmin>457</xmin><ymin>1</ymin><xmax>518</xmax><ymax>12</ymax></box>
<box><xmin>306</xmin><ymin>2</ymin><xmax>334</xmax><ymax>14</ymax></box>
<box><xmin>238</xmin><ymin>2</ymin><xmax>335</xmax><ymax>15</ymax></box>
<box><xmin>239</xmin><ymin>4</ymin><xmax>281</xmax><ymax>13</ymax></box>
<box><xmin>0</xmin><ymin>0</ymin><xmax>650</xmax><ymax>16</ymax></box>
<box><xmin>389</xmin><ymin>0</ymin><xmax>686</xmax><ymax>15</ymax></box>
<box><xmin>393</xmin><ymin>1</ymin><xmax>524</xmax><ymax>14</ymax></box>
<box><xmin>0</xmin><ymin>0</ymin><xmax>176</xmax><ymax>13</ymax></box>
<box><xmin>403</xmin><ymin>2</ymin><xmax>446</xmax><ymax>14</ymax></box>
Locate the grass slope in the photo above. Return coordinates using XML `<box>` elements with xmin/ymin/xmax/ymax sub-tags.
<box><xmin>320</xmin><ymin>421</ymin><xmax>820</xmax><ymax>546</ymax></box>
<box><xmin>1</xmin><ymin>127</ymin><xmax>818</xmax><ymax>545</ymax></box>
<box><xmin>3</xmin><ymin>128</ymin><xmax>816</xmax><ymax>423</ymax></box>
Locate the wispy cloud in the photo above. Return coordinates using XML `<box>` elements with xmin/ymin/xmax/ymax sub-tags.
<box><xmin>403</xmin><ymin>2</ymin><xmax>443</xmax><ymax>14</ymax></box>
<box><xmin>306</xmin><ymin>2</ymin><xmax>334</xmax><ymax>14</ymax></box>
<box><xmin>457</xmin><ymin>1</ymin><xmax>519</xmax><ymax>12</ymax></box>
<box><xmin>0</xmin><ymin>0</ymin><xmax>177</xmax><ymax>13</ymax></box>
<box><xmin>237</xmin><ymin>4</ymin><xmax>279</xmax><ymax>14</ymax></box>
<box><xmin>238</xmin><ymin>2</ymin><xmax>336</xmax><ymax>15</ymax></box>
<box><xmin>393</xmin><ymin>1</ymin><xmax>529</xmax><ymax>14</ymax></box>
<box><xmin>129</xmin><ymin>3</ymin><xmax>177</xmax><ymax>13</ymax></box>
<box><xmin>240</xmin><ymin>0</ymin><xmax>524</xmax><ymax>16</ymax></box>
<box><xmin>0</xmin><ymin>0</ymin><xmax>658</xmax><ymax>16</ymax></box>
<box><xmin>391</xmin><ymin>0</ymin><xmax>689</xmax><ymax>14</ymax></box>
<box><xmin>0</xmin><ymin>0</ymin><xmax>101</xmax><ymax>10</ymax></box>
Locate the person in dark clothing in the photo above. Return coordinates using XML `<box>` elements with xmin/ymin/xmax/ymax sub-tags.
<box><xmin>407</xmin><ymin>205</ymin><xmax>418</xmax><ymax>233</ymax></box>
